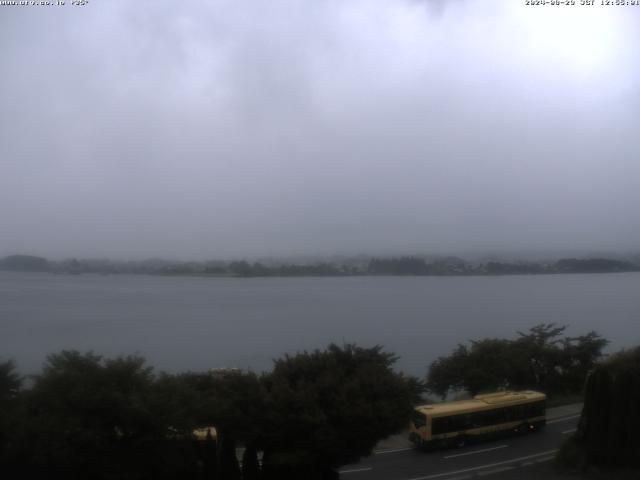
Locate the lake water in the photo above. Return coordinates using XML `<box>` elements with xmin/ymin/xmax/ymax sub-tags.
<box><xmin>1</xmin><ymin>271</ymin><xmax>638</xmax><ymax>376</ymax></box>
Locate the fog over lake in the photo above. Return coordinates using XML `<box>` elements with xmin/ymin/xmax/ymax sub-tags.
<box><xmin>1</xmin><ymin>271</ymin><xmax>638</xmax><ymax>377</ymax></box>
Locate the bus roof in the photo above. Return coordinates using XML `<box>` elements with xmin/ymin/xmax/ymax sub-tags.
<box><xmin>415</xmin><ymin>390</ymin><xmax>546</xmax><ymax>417</ymax></box>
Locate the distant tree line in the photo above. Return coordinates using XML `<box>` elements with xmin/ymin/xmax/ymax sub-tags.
<box><xmin>425</xmin><ymin>324</ymin><xmax>608</xmax><ymax>399</ymax></box>
<box><xmin>1</xmin><ymin>254</ymin><xmax>638</xmax><ymax>277</ymax></box>
<box><xmin>368</xmin><ymin>257</ymin><xmax>638</xmax><ymax>276</ymax></box>
<box><xmin>0</xmin><ymin>254</ymin><xmax>50</xmax><ymax>272</ymax></box>
<box><xmin>0</xmin><ymin>344</ymin><xmax>420</xmax><ymax>480</ymax></box>
<box><xmin>554</xmin><ymin>258</ymin><xmax>637</xmax><ymax>273</ymax></box>
<box><xmin>224</xmin><ymin>261</ymin><xmax>354</xmax><ymax>277</ymax></box>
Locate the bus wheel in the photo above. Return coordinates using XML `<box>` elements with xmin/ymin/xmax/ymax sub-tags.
<box><xmin>514</xmin><ymin>424</ymin><xmax>525</xmax><ymax>434</ymax></box>
<box><xmin>455</xmin><ymin>437</ymin><xmax>467</xmax><ymax>448</ymax></box>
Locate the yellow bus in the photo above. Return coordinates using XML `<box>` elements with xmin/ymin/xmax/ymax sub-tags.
<box><xmin>409</xmin><ymin>390</ymin><xmax>546</xmax><ymax>448</ymax></box>
<box><xmin>193</xmin><ymin>426</ymin><xmax>218</xmax><ymax>442</ymax></box>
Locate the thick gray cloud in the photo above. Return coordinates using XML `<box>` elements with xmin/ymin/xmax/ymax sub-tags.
<box><xmin>1</xmin><ymin>0</ymin><xmax>639</xmax><ymax>259</ymax></box>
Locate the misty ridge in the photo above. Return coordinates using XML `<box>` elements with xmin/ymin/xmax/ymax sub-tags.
<box><xmin>2</xmin><ymin>253</ymin><xmax>639</xmax><ymax>277</ymax></box>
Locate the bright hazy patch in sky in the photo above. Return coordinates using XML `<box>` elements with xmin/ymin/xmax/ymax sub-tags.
<box><xmin>1</xmin><ymin>0</ymin><xmax>638</xmax><ymax>259</ymax></box>
<box><xmin>515</xmin><ymin>3</ymin><xmax>624</xmax><ymax>73</ymax></box>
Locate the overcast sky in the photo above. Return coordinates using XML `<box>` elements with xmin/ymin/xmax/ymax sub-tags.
<box><xmin>1</xmin><ymin>0</ymin><xmax>639</xmax><ymax>260</ymax></box>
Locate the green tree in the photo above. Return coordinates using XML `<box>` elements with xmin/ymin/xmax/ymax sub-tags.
<box><xmin>261</xmin><ymin>344</ymin><xmax>418</xmax><ymax>479</ymax></box>
<box><xmin>178</xmin><ymin>369</ymin><xmax>266</xmax><ymax>479</ymax></box>
<box><xmin>15</xmin><ymin>351</ymin><xmax>193</xmax><ymax>480</ymax></box>
<box><xmin>513</xmin><ymin>323</ymin><xmax>569</xmax><ymax>392</ymax></box>
<box><xmin>180</xmin><ymin>369</ymin><xmax>266</xmax><ymax>446</ymax></box>
<box><xmin>0</xmin><ymin>360</ymin><xmax>22</xmax><ymax>469</ymax></box>
<box><xmin>560</xmin><ymin>331</ymin><xmax>609</xmax><ymax>393</ymax></box>
<box><xmin>426</xmin><ymin>324</ymin><xmax>607</xmax><ymax>398</ymax></box>
<box><xmin>426</xmin><ymin>340</ymin><xmax>515</xmax><ymax>398</ymax></box>
<box><xmin>0</xmin><ymin>360</ymin><xmax>21</xmax><ymax>401</ymax></box>
<box><xmin>571</xmin><ymin>347</ymin><xmax>640</xmax><ymax>468</ymax></box>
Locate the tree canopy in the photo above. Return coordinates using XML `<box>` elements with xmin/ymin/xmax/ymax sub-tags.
<box><xmin>1</xmin><ymin>343</ymin><xmax>421</xmax><ymax>480</ymax></box>
<box><xmin>0</xmin><ymin>360</ymin><xmax>22</xmax><ymax>469</ymax></box>
<box><xmin>260</xmin><ymin>344</ymin><xmax>420</xmax><ymax>478</ymax></box>
<box><xmin>577</xmin><ymin>347</ymin><xmax>640</xmax><ymax>467</ymax></box>
<box><xmin>558</xmin><ymin>346</ymin><xmax>640</xmax><ymax>470</ymax></box>
<box><xmin>7</xmin><ymin>351</ymin><xmax>197</xmax><ymax>480</ymax></box>
<box><xmin>0</xmin><ymin>359</ymin><xmax>21</xmax><ymax>402</ymax></box>
<box><xmin>426</xmin><ymin>324</ymin><xmax>608</xmax><ymax>398</ymax></box>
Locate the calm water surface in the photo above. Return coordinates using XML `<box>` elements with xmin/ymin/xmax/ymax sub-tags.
<box><xmin>1</xmin><ymin>271</ymin><xmax>638</xmax><ymax>376</ymax></box>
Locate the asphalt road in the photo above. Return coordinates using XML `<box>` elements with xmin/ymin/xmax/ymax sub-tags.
<box><xmin>338</xmin><ymin>412</ymin><xmax>581</xmax><ymax>480</ymax></box>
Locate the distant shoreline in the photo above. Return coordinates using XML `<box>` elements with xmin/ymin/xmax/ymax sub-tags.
<box><xmin>2</xmin><ymin>254</ymin><xmax>639</xmax><ymax>278</ymax></box>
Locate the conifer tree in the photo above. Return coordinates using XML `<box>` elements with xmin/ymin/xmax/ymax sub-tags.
<box><xmin>219</xmin><ymin>431</ymin><xmax>241</xmax><ymax>480</ymax></box>
<box><xmin>575</xmin><ymin>347</ymin><xmax>640</xmax><ymax>468</ymax></box>
<box><xmin>241</xmin><ymin>444</ymin><xmax>260</xmax><ymax>480</ymax></box>
<box><xmin>203</xmin><ymin>429</ymin><xmax>218</xmax><ymax>480</ymax></box>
